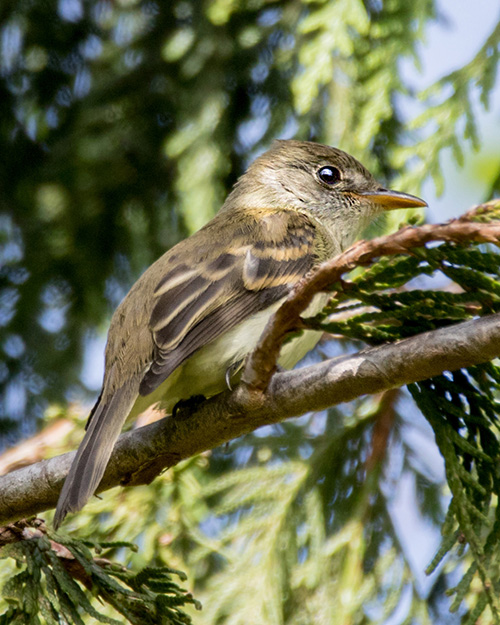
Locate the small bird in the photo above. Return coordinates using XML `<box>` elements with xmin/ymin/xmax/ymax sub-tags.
<box><xmin>54</xmin><ymin>140</ymin><xmax>426</xmax><ymax>527</ymax></box>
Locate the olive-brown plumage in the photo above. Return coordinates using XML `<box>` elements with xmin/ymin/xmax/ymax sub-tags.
<box><xmin>54</xmin><ymin>140</ymin><xmax>426</xmax><ymax>528</ymax></box>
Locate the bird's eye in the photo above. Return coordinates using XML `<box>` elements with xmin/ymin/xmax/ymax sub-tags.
<box><xmin>318</xmin><ymin>166</ymin><xmax>341</xmax><ymax>185</ymax></box>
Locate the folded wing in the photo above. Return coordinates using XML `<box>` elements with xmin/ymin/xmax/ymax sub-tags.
<box><xmin>139</xmin><ymin>210</ymin><xmax>318</xmax><ymax>395</ymax></box>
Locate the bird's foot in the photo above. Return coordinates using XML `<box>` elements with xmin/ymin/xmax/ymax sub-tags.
<box><xmin>172</xmin><ymin>394</ymin><xmax>207</xmax><ymax>420</ymax></box>
<box><xmin>225</xmin><ymin>359</ymin><xmax>244</xmax><ymax>391</ymax></box>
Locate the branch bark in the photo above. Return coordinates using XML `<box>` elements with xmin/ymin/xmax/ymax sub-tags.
<box><xmin>1</xmin><ymin>312</ymin><xmax>499</xmax><ymax>526</ymax></box>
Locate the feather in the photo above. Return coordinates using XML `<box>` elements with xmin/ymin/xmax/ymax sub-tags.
<box><xmin>53</xmin><ymin>379</ymin><xmax>140</xmax><ymax>529</ymax></box>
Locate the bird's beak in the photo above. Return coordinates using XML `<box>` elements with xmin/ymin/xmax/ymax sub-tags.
<box><xmin>357</xmin><ymin>189</ymin><xmax>427</xmax><ymax>210</ymax></box>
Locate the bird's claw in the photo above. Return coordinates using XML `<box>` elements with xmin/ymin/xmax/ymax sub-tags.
<box><xmin>225</xmin><ymin>359</ymin><xmax>244</xmax><ymax>391</ymax></box>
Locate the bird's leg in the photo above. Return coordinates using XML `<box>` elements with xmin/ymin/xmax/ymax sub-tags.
<box><xmin>225</xmin><ymin>359</ymin><xmax>244</xmax><ymax>391</ymax></box>
<box><xmin>172</xmin><ymin>395</ymin><xmax>207</xmax><ymax>420</ymax></box>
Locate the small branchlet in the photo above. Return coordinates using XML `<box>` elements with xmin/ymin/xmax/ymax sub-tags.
<box><xmin>242</xmin><ymin>200</ymin><xmax>500</xmax><ymax>392</ymax></box>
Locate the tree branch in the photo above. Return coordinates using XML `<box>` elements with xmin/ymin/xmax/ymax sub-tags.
<box><xmin>1</xmin><ymin>312</ymin><xmax>499</xmax><ymax>526</ymax></box>
<box><xmin>242</xmin><ymin>202</ymin><xmax>500</xmax><ymax>391</ymax></box>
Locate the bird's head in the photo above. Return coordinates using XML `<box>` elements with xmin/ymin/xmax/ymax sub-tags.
<box><xmin>225</xmin><ymin>140</ymin><xmax>427</xmax><ymax>249</ymax></box>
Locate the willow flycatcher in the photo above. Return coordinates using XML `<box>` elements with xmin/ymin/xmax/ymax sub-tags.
<box><xmin>54</xmin><ymin>140</ymin><xmax>426</xmax><ymax>527</ymax></box>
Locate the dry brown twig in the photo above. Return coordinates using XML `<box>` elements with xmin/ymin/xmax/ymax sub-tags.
<box><xmin>0</xmin><ymin>518</ymin><xmax>115</xmax><ymax>589</ymax></box>
<box><xmin>242</xmin><ymin>201</ymin><xmax>500</xmax><ymax>392</ymax></box>
<box><xmin>0</xmin><ymin>419</ymin><xmax>74</xmax><ymax>476</ymax></box>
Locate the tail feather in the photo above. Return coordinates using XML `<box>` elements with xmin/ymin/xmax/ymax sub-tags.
<box><xmin>54</xmin><ymin>382</ymin><xmax>138</xmax><ymax>529</ymax></box>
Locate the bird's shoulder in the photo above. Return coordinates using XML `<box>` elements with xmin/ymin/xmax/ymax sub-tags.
<box><xmin>149</xmin><ymin>207</ymin><xmax>319</xmax><ymax>302</ymax></box>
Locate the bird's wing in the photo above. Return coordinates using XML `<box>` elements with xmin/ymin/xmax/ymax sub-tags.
<box><xmin>139</xmin><ymin>209</ymin><xmax>318</xmax><ymax>395</ymax></box>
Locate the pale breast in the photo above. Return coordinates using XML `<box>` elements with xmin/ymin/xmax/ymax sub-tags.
<box><xmin>129</xmin><ymin>291</ymin><xmax>329</xmax><ymax>416</ymax></box>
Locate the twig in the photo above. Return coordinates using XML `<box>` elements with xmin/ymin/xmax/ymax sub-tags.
<box><xmin>242</xmin><ymin>203</ymin><xmax>500</xmax><ymax>392</ymax></box>
<box><xmin>364</xmin><ymin>389</ymin><xmax>400</xmax><ymax>474</ymax></box>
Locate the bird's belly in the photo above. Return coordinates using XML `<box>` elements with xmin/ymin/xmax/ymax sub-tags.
<box><xmin>131</xmin><ymin>292</ymin><xmax>329</xmax><ymax>416</ymax></box>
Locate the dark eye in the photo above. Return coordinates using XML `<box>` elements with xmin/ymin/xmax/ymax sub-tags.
<box><xmin>318</xmin><ymin>166</ymin><xmax>341</xmax><ymax>185</ymax></box>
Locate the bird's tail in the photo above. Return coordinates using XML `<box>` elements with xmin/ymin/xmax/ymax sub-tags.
<box><xmin>53</xmin><ymin>382</ymin><xmax>138</xmax><ymax>529</ymax></box>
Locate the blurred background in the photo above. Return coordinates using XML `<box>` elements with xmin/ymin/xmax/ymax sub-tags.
<box><xmin>1</xmin><ymin>0</ymin><xmax>499</xmax><ymax>623</ymax></box>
